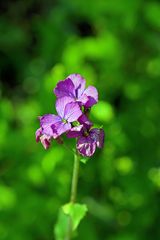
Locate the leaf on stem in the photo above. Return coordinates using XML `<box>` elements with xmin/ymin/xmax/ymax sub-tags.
<box><xmin>54</xmin><ymin>208</ymin><xmax>69</xmax><ymax>240</ymax></box>
<box><xmin>80</xmin><ymin>158</ymin><xmax>89</xmax><ymax>164</ymax></box>
<box><xmin>62</xmin><ymin>202</ymin><xmax>88</xmax><ymax>231</ymax></box>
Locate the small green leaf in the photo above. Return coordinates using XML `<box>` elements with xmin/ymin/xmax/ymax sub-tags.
<box><xmin>62</xmin><ymin>203</ymin><xmax>88</xmax><ymax>231</ymax></box>
<box><xmin>81</xmin><ymin>105</ymin><xmax>85</xmax><ymax>113</ymax></box>
<box><xmin>72</xmin><ymin>121</ymin><xmax>80</xmax><ymax>127</ymax></box>
<box><xmin>80</xmin><ymin>158</ymin><xmax>89</xmax><ymax>164</ymax></box>
<box><xmin>54</xmin><ymin>209</ymin><xmax>69</xmax><ymax>240</ymax></box>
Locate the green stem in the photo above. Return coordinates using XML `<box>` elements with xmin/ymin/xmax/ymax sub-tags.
<box><xmin>66</xmin><ymin>151</ymin><xmax>80</xmax><ymax>240</ymax></box>
<box><xmin>70</xmin><ymin>152</ymin><xmax>80</xmax><ymax>203</ymax></box>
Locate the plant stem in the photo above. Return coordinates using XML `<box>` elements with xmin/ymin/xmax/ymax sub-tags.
<box><xmin>70</xmin><ymin>151</ymin><xmax>80</xmax><ymax>203</ymax></box>
<box><xmin>66</xmin><ymin>151</ymin><xmax>80</xmax><ymax>240</ymax></box>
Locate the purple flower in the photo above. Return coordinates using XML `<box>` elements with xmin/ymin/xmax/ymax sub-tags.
<box><xmin>36</xmin><ymin>128</ymin><xmax>51</xmax><ymax>149</ymax></box>
<box><xmin>39</xmin><ymin>97</ymin><xmax>82</xmax><ymax>139</ymax></box>
<box><xmin>67</xmin><ymin>115</ymin><xmax>104</xmax><ymax>157</ymax></box>
<box><xmin>76</xmin><ymin>128</ymin><xmax>104</xmax><ymax>157</ymax></box>
<box><xmin>54</xmin><ymin>74</ymin><xmax>98</xmax><ymax>108</ymax></box>
<box><xmin>36</xmin><ymin>73</ymin><xmax>104</xmax><ymax>155</ymax></box>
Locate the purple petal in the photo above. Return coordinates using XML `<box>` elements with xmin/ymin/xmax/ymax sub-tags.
<box><xmin>67</xmin><ymin>125</ymin><xmax>83</xmax><ymax>138</ymax></box>
<box><xmin>77</xmin><ymin>136</ymin><xmax>96</xmax><ymax>157</ymax></box>
<box><xmin>97</xmin><ymin>129</ymin><xmax>104</xmax><ymax>148</ymax></box>
<box><xmin>56</xmin><ymin>96</ymin><xmax>74</xmax><ymax>118</ymax></box>
<box><xmin>68</xmin><ymin>74</ymin><xmax>86</xmax><ymax>98</ymax></box>
<box><xmin>83</xmin><ymin>86</ymin><xmax>98</xmax><ymax>107</ymax></box>
<box><xmin>40</xmin><ymin>114</ymin><xmax>61</xmax><ymax>125</ymax></box>
<box><xmin>90</xmin><ymin>128</ymin><xmax>105</xmax><ymax>148</ymax></box>
<box><xmin>64</xmin><ymin>102</ymin><xmax>82</xmax><ymax>122</ymax></box>
<box><xmin>35</xmin><ymin>127</ymin><xmax>42</xmax><ymax>142</ymax></box>
<box><xmin>77</xmin><ymin>93</ymin><xmax>89</xmax><ymax>105</ymax></box>
<box><xmin>78</xmin><ymin>114</ymin><xmax>93</xmax><ymax>129</ymax></box>
<box><xmin>54</xmin><ymin>78</ymin><xmax>75</xmax><ymax>98</ymax></box>
<box><xmin>40</xmin><ymin>134</ymin><xmax>51</xmax><ymax>149</ymax></box>
<box><xmin>36</xmin><ymin>126</ymin><xmax>52</xmax><ymax>149</ymax></box>
<box><xmin>51</xmin><ymin>121</ymin><xmax>71</xmax><ymax>138</ymax></box>
<box><xmin>40</xmin><ymin>114</ymin><xmax>61</xmax><ymax>136</ymax></box>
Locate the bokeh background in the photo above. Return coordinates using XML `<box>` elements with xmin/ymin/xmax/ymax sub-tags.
<box><xmin>0</xmin><ymin>0</ymin><xmax>160</xmax><ymax>239</ymax></box>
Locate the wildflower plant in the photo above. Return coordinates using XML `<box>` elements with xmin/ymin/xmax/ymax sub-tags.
<box><xmin>36</xmin><ymin>74</ymin><xmax>104</xmax><ymax>239</ymax></box>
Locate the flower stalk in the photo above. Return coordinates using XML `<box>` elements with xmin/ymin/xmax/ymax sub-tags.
<box><xmin>66</xmin><ymin>151</ymin><xmax>80</xmax><ymax>240</ymax></box>
<box><xmin>70</xmin><ymin>151</ymin><xmax>80</xmax><ymax>203</ymax></box>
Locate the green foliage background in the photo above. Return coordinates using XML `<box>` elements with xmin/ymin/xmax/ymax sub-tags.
<box><xmin>0</xmin><ymin>0</ymin><xmax>160</xmax><ymax>239</ymax></box>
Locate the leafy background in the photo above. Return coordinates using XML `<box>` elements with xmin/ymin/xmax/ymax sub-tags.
<box><xmin>0</xmin><ymin>0</ymin><xmax>160</xmax><ymax>239</ymax></box>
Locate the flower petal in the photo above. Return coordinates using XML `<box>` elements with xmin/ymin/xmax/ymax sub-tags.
<box><xmin>77</xmin><ymin>136</ymin><xmax>96</xmax><ymax>157</ymax></box>
<box><xmin>64</xmin><ymin>102</ymin><xmax>82</xmax><ymax>122</ymax></box>
<box><xmin>78</xmin><ymin>114</ymin><xmax>93</xmax><ymax>129</ymax></box>
<box><xmin>77</xmin><ymin>93</ymin><xmax>89</xmax><ymax>105</ymax></box>
<box><xmin>67</xmin><ymin>125</ymin><xmax>83</xmax><ymax>138</ymax></box>
<box><xmin>90</xmin><ymin>128</ymin><xmax>105</xmax><ymax>148</ymax></box>
<box><xmin>52</xmin><ymin>121</ymin><xmax>71</xmax><ymax>138</ymax></box>
<box><xmin>40</xmin><ymin>114</ymin><xmax>61</xmax><ymax>136</ymax></box>
<box><xmin>40</xmin><ymin>134</ymin><xmax>51</xmax><ymax>149</ymax></box>
<box><xmin>68</xmin><ymin>74</ymin><xmax>86</xmax><ymax>98</ymax></box>
<box><xmin>83</xmin><ymin>86</ymin><xmax>98</xmax><ymax>107</ymax></box>
<box><xmin>35</xmin><ymin>127</ymin><xmax>42</xmax><ymax>142</ymax></box>
<box><xmin>56</xmin><ymin>96</ymin><xmax>74</xmax><ymax>118</ymax></box>
<box><xmin>54</xmin><ymin>78</ymin><xmax>75</xmax><ymax>98</ymax></box>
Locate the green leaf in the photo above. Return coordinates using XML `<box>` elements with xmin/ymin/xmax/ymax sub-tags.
<box><xmin>62</xmin><ymin>203</ymin><xmax>88</xmax><ymax>231</ymax></box>
<box><xmin>80</xmin><ymin>158</ymin><xmax>89</xmax><ymax>164</ymax></box>
<box><xmin>54</xmin><ymin>208</ymin><xmax>69</xmax><ymax>240</ymax></box>
<box><xmin>72</xmin><ymin>121</ymin><xmax>80</xmax><ymax>127</ymax></box>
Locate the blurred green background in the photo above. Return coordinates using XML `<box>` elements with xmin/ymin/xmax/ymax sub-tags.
<box><xmin>0</xmin><ymin>0</ymin><xmax>160</xmax><ymax>239</ymax></box>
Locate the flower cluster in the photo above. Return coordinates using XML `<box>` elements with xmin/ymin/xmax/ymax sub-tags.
<box><xmin>36</xmin><ymin>74</ymin><xmax>104</xmax><ymax>157</ymax></box>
